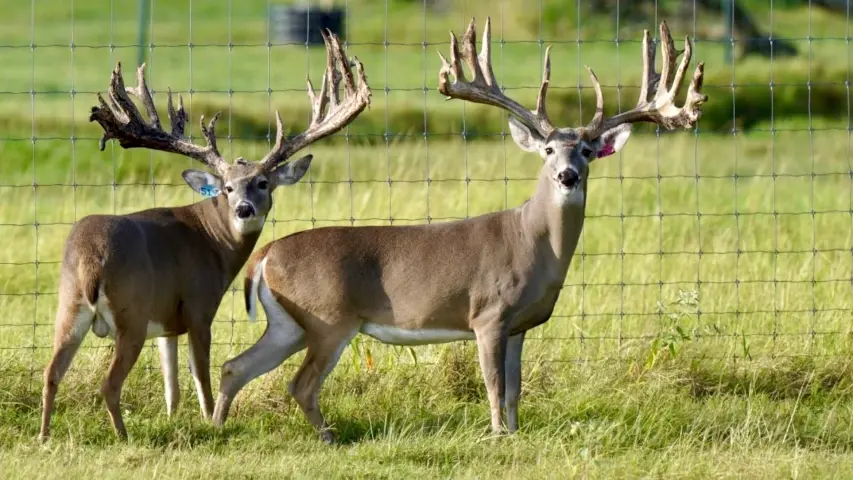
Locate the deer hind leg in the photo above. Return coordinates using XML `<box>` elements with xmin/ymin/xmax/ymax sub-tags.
<box><xmin>40</xmin><ymin>299</ymin><xmax>94</xmax><ymax>442</ymax></box>
<box><xmin>157</xmin><ymin>336</ymin><xmax>180</xmax><ymax>417</ymax></box>
<box><xmin>101</xmin><ymin>326</ymin><xmax>145</xmax><ymax>440</ymax></box>
<box><xmin>214</xmin><ymin>287</ymin><xmax>306</xmax><ymax>427</ymax></box>
<box><xmin>288</xmin><ymin>325</ymin><xmax>358</xmax><ymax>444</ymax></box>
<box><xmin>187</xmin><ymin>327</ymin><xmax>214</xmax><ymax>419</ymax></box>
<box><xmin>474</xmin><ymin>320</ymin><xmax>509</xmax><ymax>434</ymax></box>
<box><xmin>504</xmin><ymin>331</ymin><xmax>526</xmax><ymax>433</ymax></box>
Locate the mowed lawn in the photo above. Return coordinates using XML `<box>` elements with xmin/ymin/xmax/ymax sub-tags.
<box><xmin>2</xmin><ymin>0</ymin><xmax>853</xmax><ymax>478</ymax></box>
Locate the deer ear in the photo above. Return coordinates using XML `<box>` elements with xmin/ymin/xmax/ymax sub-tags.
<box><xmin>270</xmin><ymin>154</ymin><xmax>313</xmax><ymax>187</ymax></box>
<box><xmin>591</xmin><ymin>124</ymin><xmax>632</xmax><ymax>161</ymax></box>
<box><xmin>508</xmin><ymin>116</ymin><xmax>544</xmax><ymax>153</ymax></box>
<box><xmin>182</xmin><ymin>169</ymin><xmax>224</xmax><ymax>196</ymax></box>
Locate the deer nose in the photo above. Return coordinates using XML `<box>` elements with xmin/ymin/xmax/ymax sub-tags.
<box><xmin>556</xmin><ymin>169</ymin><xmax>580</xmax><ymax>188</ymax></box>
<box><xmin>235</xmin><ymin>203</ymin><xmax>255</xmax><ymax>219</ymax></box>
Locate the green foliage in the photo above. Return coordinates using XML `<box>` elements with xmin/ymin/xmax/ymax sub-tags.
<box><xmin>647</xmin><ymin>289</ymin><xmax>701</xmax><ymax>369</ymax></box>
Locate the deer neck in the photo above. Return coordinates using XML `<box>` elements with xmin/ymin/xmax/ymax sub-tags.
<box><xmin>188</xmin><ymin>197</ymin><xmax>263</xmax><ymax>279</ymax></box>
<box><xmin>519</xmin><ymin>170</ymin><xmax>587</xmax><ymax>273</ymax></box>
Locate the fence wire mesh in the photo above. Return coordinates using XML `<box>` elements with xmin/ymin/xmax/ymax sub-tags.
<box><xmin>0</xmin><ymin>0</ymin><xmax>851</xmax><ymax>381</ymax></box>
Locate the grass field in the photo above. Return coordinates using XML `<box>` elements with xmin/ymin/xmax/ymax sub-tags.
<box><xmin>2</xmin><ymin>0</ymin><xmax>853</xmax><ymax>478</ymax></box>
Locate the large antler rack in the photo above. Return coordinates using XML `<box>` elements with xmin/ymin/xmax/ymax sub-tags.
<box><xmin>90</xmin><ymin>63</ymin><xmax>227</xmax><ymax>174</ymax></box>
<box><xmin>437</xmin><ymin>17</ymin><xmax>708</xmax><ymax>142</ymax></box>
<box><xmin>583</xmin><ymin>21</ymin><xmax>708</xmax><ymax>140</ymax></box>
<box><xmin>259</xmin><ymin>30</ymin><xmax>372</xmax><ymax>171</ymax></box>
<box><xmin>438</xmin><ymin>17</ymin><xmax>555</xmax><ymax>139</ymax></box>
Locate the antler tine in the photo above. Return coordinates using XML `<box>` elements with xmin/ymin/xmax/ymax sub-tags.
<box><xmin>444</xmin><ymin>28</ymin><xmax>466</xmax><ymax>84</ymax></box>
<box><xmin>166</xmin><ymin>88</ymin><xmax>188</xmax><ymax>138</ymax></box>
<box><xmin>583</xmin><ymin>66</ymin><xmax>605</xmax><ymax>138</ymax></box>
<box><xmin>94</xmin><ymin>94</ymin><xmax>116</xmax><ymax>151</ymax></box>
<box><xmin>656</xmin><ymin>21</ymin><xmax>679</xmax><ymax>99</ymax></box>
<box><xmin>322</xmin><ymin>30</ymin><xmax>343</xmax><ymax>108</ymax></box>
<box><xmin>306</xmin><ymin>68</ymin><xmax>331</xmax><ymax>127</ymax></box>
<box><xmin>669</xmin><ymin>35</ymin><xmax>693</xmax><ymax>101</ymax></box>
<box><xmin>267</xmin><ymin>111</ymin><xmax>286</xmax><ymax>163</ymax></box>
<box><xmin>89</xmin><ymin>62</ymin><xmax>228</xmax><ymax>174</ymax></box>
<box><xmin>478</xmin><ymin>16</ymin><xmax>498</xmax><ymax>87</ymax></box>
<box><xmin>259</xmin><ymin>31</ymin><xmax>372</xmax><ymax>170</ymax></box>
<box><xmin>638</xmin><ymin>29</ymin><xmax>652</xmax><ymax>106</ymax></box>
<box><xmin>588</xmin><ymin>22</ymin><xmax>708</xmax><ymax>135</ymax></box>
<box><xmin>199</xmin><ymin>112</ymin><xmax>222</xmax><ymax>159</ymax></box>
<box><xmin>124</xmin><ymin>63</ymin><xmax>162</xmax><ymax>130</ymax></box>
<box><xmin>683</xmin><ymin>61</ymin><xmax>707</xmax><ymax>119</ymax></box>
<box><xmin>461</xmin><ymin>19</ymin><xmax>486</xmax><ymax>85</ymax></box>
<box><xmin>535</xmin><ymin>46</ymin><xmax>552</xmax><ymax>125</ymax></box>
<box><xmin>329</xmin><ymin>29</ymin><xmax>358</xmax><ymax>97</ymax></box>
<box><xmin>107</xmin><ymin>63</ymin><xmax>145</xmax><ymax>127</ymax></box>
<box><xmin>437</xmin><ymin>17</ymin><xmax>554</xmax><ymax>138</ymax></box>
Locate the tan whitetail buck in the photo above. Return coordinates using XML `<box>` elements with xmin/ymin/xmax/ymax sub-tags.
<box><xmin>38</xmin><ymin>31</ymin><xmax>371</xmax><ymax>441</ymax></box>
<box><xmin>212</xmin><ymin>19</ymin><xmax>707</xmax><ymax>443</ymax></box>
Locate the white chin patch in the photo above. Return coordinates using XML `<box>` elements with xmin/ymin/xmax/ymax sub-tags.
<box><xmin>556</xmin><ymin>186</ymin><xmax>585</xmax><ymax>206</ymax></box>
<box><xmin>233</xmin><ymin>215</ymin><xmax>266</xmax><ymax>234</ymax></box>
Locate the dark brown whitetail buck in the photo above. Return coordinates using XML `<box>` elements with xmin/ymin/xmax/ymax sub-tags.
<box><xmin>212</xmin><ymin>18</ymin><xmax>708</xmax><ymax>443</ymax></box>
<box><xmin>38</xmin><ymin>32</ymin><xmax>372</xmax><ymax>441</ymax></box>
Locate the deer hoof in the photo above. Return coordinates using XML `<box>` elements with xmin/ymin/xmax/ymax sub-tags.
<box><xmin>319</xmin><ymin>430</ymin><xmax>336</xmax><ymax>445</ymax></box>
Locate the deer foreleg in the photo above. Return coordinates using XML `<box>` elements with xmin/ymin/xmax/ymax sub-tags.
<box><xmin>474</xmin><ymin>319</ymin><xmax>509</xmax><ymax>434</ymax></box>
<box><xmin>188</xmin><ymin>327</ymin><xmax>214</xmax><ymax>419</ymax></box>
<box><xmin>214</xmin><ymin>286</ymin><xmax>306</xmax><ymax>427</ymax></box>
<box><xmin>504</xmin><ymin>331</ymin><xmax>525</xmax><ymax>433</ymax></box>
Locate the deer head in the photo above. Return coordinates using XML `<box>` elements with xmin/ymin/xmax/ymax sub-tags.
<box><xmin>439</xmin><ymin>18</ymin><xmax>707</xmax><ymax>204</ymax></box>
<box><xmin>90</xmin><ymin>31</ymin><xmax>371</xmax><ymax>234</ymax></box>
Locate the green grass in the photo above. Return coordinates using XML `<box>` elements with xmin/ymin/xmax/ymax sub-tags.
<box><xmin>3</xmin><ymin>356</ymin><xmax>853</xmax><ymax>478</ymax></box>
<box><xmin>2</xmin><ymin>132</ymin><xmax>853</xmax><ymax>477</ymax></box>
<box><xmin>2</xmin><ymin>0</ymin><xmax>853</xmax><ymax>478</ymax></box>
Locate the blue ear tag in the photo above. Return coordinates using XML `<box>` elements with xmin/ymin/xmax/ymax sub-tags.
<box><xmin>199</xmin><ymin>184</ymin><xmax>220</xmax><ymax>198</ymax></box>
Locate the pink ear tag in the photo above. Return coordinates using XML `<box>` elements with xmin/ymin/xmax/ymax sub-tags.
<box><xmin>596</xmin><ymin>144</ymin><xmax>615</xmax><ymax>158</ymax></box>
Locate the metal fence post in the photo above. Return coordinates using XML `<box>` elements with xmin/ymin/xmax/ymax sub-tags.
<box><xmin>137</xmin><ymin>0</ymin><xmax>150</xmax><ymax>67</ymax></box>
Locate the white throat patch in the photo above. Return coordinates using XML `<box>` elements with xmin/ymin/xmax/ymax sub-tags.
<box><xmin>555</xmin><ymin>186</ymin><xmax>585</xmax><ymax>206</ymax></box>
<box><xmin>233</xmin><ymin>215</ymin><xmax>266</xmax><ymax>234</ymax></box>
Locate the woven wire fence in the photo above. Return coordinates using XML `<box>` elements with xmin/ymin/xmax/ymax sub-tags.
<box><xmin>0</xmin><ymin>0</ymin><xmax>851</xmax><ymax>382</ymax></box>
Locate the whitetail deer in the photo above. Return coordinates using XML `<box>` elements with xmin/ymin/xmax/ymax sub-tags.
<box><xmin>38</xmin><ymin>32</ymin><xmax>371</xmax><ymax>441</ymax></box>
<box><xmin>212</xmin><ymin>19</ymin><xmax>707</xmax><ymax>442</ymax></box>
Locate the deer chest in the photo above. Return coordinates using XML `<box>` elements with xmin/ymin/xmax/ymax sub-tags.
<box><xmin>507</xmin><ymin>283</ymin><xmax>562</xmax><ymax>336</ymax></box>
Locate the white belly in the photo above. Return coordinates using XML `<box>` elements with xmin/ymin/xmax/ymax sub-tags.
<box><xmin>145</xmin><ymin>321</ymin><xmax>168</xmax><ymax>339</ymax></box>
<box><xmin>360</xmin><ymin>323</ymin><xmax>475</xmax><ymax>346</ymax></box>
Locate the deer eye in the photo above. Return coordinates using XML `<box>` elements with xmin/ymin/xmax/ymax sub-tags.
<box><xmin>581</xmin><ymin>147</ymin><xmax>593</xmax><ymax>157</ymax></box>
<box><xmin>258</xmin><ymin>180</ymin><xmax>269</xmax><ymax>190</ymax></box>
<box><xmin>224</xmin><ymin>186</ymin><xmax>234</xmax><ymax>194</ymax></box>
<box><xmin>544</xmin><ymin>147</ymin><xmax>554</xmax><ymax>155</ymax></box>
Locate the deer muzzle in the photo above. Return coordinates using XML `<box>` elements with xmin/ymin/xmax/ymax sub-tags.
<box><xmin>556</xmin><ymin>169</ymin><xmax>580</xmax><ymax>189</ymax></box>
<box><xmin>235</xmin><ymin>202</ymin><xmax>256</xmax><ymax>219</ymax></box>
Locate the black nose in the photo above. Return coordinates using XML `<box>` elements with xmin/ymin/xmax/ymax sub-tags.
<box><xmin>235</xmin><ymin>203</ymin><xmax>255</xmax><ymax>219</ymax></box>
<box><xmin>556</xmin><ymin>169</ymin><xmax>580</xmax><ymax>188</ymax></box>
